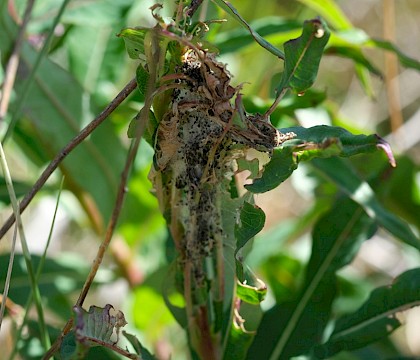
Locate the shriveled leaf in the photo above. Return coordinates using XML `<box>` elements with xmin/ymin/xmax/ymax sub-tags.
<box><xmin>314</xmin><ymin>268</ymin><xmax>420</xmax><ymax>359</ymax></box>
<box><xmin>211</xmin><ymin>0</ymin><xmax>285</xmax><ymax>59</ymax></box>
<box><xmin>312</xmin><ymin>157</ymin><xmax>420</xmax><ymax>251</ymax></box>
<box><xmin>277</xmin><ymin>18</ymin><xmax>330</xmax><ymax>94</ymax></box>
<box><xmin>73</xmin><ymin>304</ymin><xmax>127</xmax><ymax>345</ymax></box>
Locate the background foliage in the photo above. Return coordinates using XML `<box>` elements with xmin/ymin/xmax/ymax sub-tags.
<box><xmin>1</xmin><ymin>0</ymin><xmax>420</xmax><ymax>359</ymax></box>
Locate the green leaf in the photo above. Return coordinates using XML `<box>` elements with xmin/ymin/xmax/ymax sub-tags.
<box><xmin>211</xmin><ymin>0</ymin><xmax>285</xmax><ymax>59</ymax></box>
<box><xmin>136</xmin><ymin>63</ymin><xmax>150</xmax><ymax>97</ymax></box>
<box><xmin>312</xmin><ymin>157</ymin><xmax>420</xmax><ymax>251</ymax></box>
<box><xmin>313</xmin><ymin>268</ymin><xmax>420</xmax><ymax>359</ymax></box>
<box><xmin>245</xmin><ymin>147</ymin><xmax>297</xmax><ymax>194</ymax></box>
<box><xmin>127</xmin><ymin>109</ymin><xmax>158</xmax><ymax>146</ymax></box>
<box><xmin>118</xmin><ymin>27</ymin><xmax>149</xmax><ymax>61</ymax></box>
<box><xmin>123</xmin><ymin>331</ymin><xmax>157</xmax><ymax>360</ymax></box>
<box><xmin>284</xmin><ymin>126</ymin><xmax>393</xmax><ymax>159</ymax></box>
<box><xmin>236</xmin><ymin>279</ymin><xmax>267</xmax><ymax>305</ymax></box>
<box><xmin>223</xmin><ymin>320</ymin><xmax>255</xmax><ymax>360</ymax></box>
<box><xmin>368</xmin><ymin>39</ymin><xmax>420</xmax><ymax>71</ymax></box>
<box><xmin>235</xmin><ymin>201</ymin><xmax>266</xmax><ymax>255</ymax></box>
<box><xmin>277</xmin><ymin>18</ymin><xmax>330</xmax><ymax>94</ymax></box>
<box><xmin>246</xmin><ymin>126</ymin><xmax>396</xmax><ymax>194</ymax></box>
<box><xmin>249</xmin><ymin>198</ymin><xmax>376</xmax><ymax>359</ymax></box>
<box><xmin>325</xmin><ymin>45</ymin><xmax>382</xmax><ymax>77</ymax></box>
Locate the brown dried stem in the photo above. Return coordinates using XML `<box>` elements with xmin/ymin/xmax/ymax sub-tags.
<box><xmin>0</xmin><ymin>78</ymin><xmax>137</xmax><ymax>241</ymax></box>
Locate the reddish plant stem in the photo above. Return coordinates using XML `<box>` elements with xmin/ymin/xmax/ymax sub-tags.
<box><xmin>0</xmin><ymin>78</ymin><xmax>137</xmax><ymax>241</ymax></box>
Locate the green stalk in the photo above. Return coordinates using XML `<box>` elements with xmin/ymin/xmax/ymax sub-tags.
<box><xmin>7</xmin><ymin>178</ymin><xmax>64</xmax><ymax>360</ymax></box>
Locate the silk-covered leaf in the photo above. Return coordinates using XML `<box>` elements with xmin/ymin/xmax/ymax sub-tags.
<box><xmin>276</xmin><ymin>18</ymin><xmax>330</xmax><ymax>94</ymax></box>
<box><xmin>313</xmin><ymin>268</ymin><xmax>420</xmax><ymax>359</ymax></box>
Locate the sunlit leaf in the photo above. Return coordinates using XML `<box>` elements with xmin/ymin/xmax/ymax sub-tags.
<box><xmin>276</xmin><ymin>18</ymin><xmax>330</xmax><ymax>94</ymax></box>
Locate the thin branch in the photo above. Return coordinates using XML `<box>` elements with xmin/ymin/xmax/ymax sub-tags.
<box><xmin>0</xmin><ymin>0</ymin><xmax>36</xmax><ymax>123</ymax></box>
<box><xmin>0</xmin><ymin>78</ymin><xmax>137</xmax><ymax>241</ymax></box>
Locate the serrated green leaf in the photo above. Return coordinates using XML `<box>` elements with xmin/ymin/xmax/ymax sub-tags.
<box><xmin>277</xmin><ymin>18</ymin><xmax>330</xmax><ymax>94</ymax></box>
<box><xmin>118</xmin><ymin>27</ymin><xmax>149</xmax><ymax>61</ymax></box>
<box><xmin>312</xmin><ymin>157</ymin><xmax>420</xmax><ymax>251</ymax></box>
<box><xmin>314</xmin><ymin>268</ymin><xmax>420</xmax><ymax>359</ymax></box>
<box><xmin>211</xmin><ymin>0</ymin><xmax>285</xmax><ymax>59</ymax></box>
